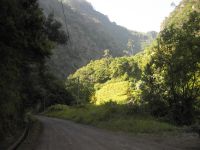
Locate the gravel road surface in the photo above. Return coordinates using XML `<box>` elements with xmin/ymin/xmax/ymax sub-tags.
<box><xmin>36</xmin><ymin>116</ymin><xmax>200</xmax><ymax>150</ymax></box>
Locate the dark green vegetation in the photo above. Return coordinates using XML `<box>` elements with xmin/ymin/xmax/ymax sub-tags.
<box><xmin>39</xmin><ymin>0</ymin><xmax>157</xmax><ymax>78</ymax></box>
<box><xmin>66</xmin><ymin>0</ymin><xmax>200</xmax><ymax>126</ymax></box>
<box><xmin>0</xmin><ymin>0</ymin><xmax>199</xmax><ymax>148</ymax></box>
<box><xmin>45</xmin><ymin>104</ymin><xmax>178</xmax><ymax>134</ymax></box>
<box><xmin>0</xmin><ymin>0</ymin><xmax>73</xmax><ymax>148</ymax></box>
<box><xmin>143</xmin><ymin>0</ymin><xmax>200</xmax><ymax>125</ymax></box>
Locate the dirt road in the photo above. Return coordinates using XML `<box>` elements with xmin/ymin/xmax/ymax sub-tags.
<box><xmin>36</xmin><ymin>116</ymin><xmax>200</xmax><ymax>150</ymax></box>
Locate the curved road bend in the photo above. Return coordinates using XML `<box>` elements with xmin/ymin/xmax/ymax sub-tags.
<box><xmin>36</xmin><ymin>116</ymin><xmax>200</xmax><ymax>150</ymax></box>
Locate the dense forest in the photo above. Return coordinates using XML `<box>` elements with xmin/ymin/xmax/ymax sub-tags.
<box><xmin>0</xmin><ymin>0</ymin><xmax>73</xmax><ymax>147</ymax></box>
<box><xmin>0</xmin><ymin>0</ymin><xmax>199</xmax><ymax>149</ymax></box>
<box><xmin>67</xmin><ymin>0</ymin><xmax>200</xmax><ymax>125</ymax></box>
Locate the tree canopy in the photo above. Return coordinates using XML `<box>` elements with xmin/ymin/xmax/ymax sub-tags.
<box><xmin>66</xmin><ymin>0</ymin><xmax>200</xmax><ymax>125</ymax></box>
<box><xmin>0</xmin><ymin>0</ymin><xmax>73</xmax><ymax>146</ymax></box>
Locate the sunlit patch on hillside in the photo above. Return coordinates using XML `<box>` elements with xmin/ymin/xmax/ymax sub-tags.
<box><xmin>92</xmin><ymin>81</ymin><xmax>130</xmax><ymax>105</ymax></box>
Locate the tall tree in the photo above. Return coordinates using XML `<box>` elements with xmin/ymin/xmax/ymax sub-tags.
<box><xmin>143</xmin><ymin>11</ymin><xmax>200</xmax><ymax>125</ymax></box>
<box><xmin>0</xmin><ymin>0</ymin><xmax>71</xmax><ymax>146</ymax></box>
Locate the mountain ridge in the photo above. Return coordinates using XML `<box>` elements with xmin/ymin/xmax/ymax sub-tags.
<box><xmin>39</xmin><ymin>0</ymin><xmax>157</xmax><ymax>78</ymax></box>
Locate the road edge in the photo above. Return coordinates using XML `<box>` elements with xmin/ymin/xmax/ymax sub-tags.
<box><xmin>7</xmin><ymin>126</ymin><xmax>29</xmax><ymax>150</ymax></box>
<box><xmin>16</xmin><ymin>116</ymin><xmax>43</xmax><ymax>150</ymax></box>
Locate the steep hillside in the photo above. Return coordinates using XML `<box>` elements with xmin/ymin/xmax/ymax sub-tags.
<box><xmin>66</xmin><ymin>0</ymin><xmax>200</xmax><ymax>125</ymax></box>
<box><xmin>161</xmin><ymin>0</ymin><xmax>200</xmax><ymax>29</ymax></box>
<box><xmin>66</xmin><ymin>55</ymin><xmax>144</xmax><ymax>105</ymax></box>
<box><xmin>39</xmin><ymin>0</ymin><xmax>157</xmax><ymax>78</ymax></box>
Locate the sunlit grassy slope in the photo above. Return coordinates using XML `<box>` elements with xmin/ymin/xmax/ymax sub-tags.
<box><xmin>67</xmin><ymin>56</ymin><xmax>145</xmax><ymax>105</ymax></box>
<box><xmin>44</xmin><ymin>104</ymin><xmax>179</xmax><ymax>134</ymax></box>
<box><xmin>94</xmin><ymin>81</ymin><xmax>130</xmax><ymax>105</ymax></box>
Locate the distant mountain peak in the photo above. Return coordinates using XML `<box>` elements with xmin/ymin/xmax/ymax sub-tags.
<box><xmin>62</xmin><ymin>0</ymin><xmax>94</xmax><ymax>12</ymax></box>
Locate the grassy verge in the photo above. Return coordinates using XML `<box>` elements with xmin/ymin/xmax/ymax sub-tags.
<box><xmin>17</xmin><ymin>115</ymin><xmax>43</xmax><ymax>150</ymax></box>
<box><xmin>44</xmin><ymin>104</ymin><xmax>179</xmax><ymax>134</ymax></box>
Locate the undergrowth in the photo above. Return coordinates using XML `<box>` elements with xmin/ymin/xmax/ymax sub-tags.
<box><xmin>44</xmin><ymin>103</ymin><xmax>179</xmax><ymax>134</ymax></box>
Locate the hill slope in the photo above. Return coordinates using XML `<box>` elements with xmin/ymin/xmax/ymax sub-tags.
<box><xmin>66</xmin><ymin>0</ymin><xmax>200</xmax><ymax>106</ymax></box>
<box><xmin>161</xmin><ymin>0</ymin><xmax>200</xmax><ymax>29</ymax></box>
<box><xmin>39</xmin><ymin>0</ymin><xmax>157</xmax><ymax>78</ymax></box>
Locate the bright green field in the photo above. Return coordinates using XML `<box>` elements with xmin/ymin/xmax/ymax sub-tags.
<box><xmin>94</xmin><ymin>81</ymin><xmax>130</xmax><ymax>105</ymax></box>
<box><xmin>44</xmin><ymin>104</ymin><xmax>179</xmax><ymax>134</ymax></box>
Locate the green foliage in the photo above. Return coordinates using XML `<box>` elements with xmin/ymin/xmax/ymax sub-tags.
<box><xmin>142</xmin><ymin>6</ymin><xmax>200</xmax><ymax>125</ymax></box>
<box><xmin>66</xmin><ymin>76</ymin><xmax>94</xmax><ymax>104</ymax></box>
<box><xmin>0</xmin><ymin>0</ymin><xmax>49</xmax><ymax>143</ymax></box>
<box><xmin>45</xmin><ymin>104</ymin><xmax>178</xmax><ymax>134</ymax></box>
<box><xmin>66</xmin><ymin>56</ymin><xmax>143</xmax><ymax>105</ymax></box>
<box><xmin>0</xmin><ymin>0</ymin><xmax>73</xmax><ymax>145</ymax></box>
<box><xmin>161</xmin><ymin>0</ymin><xmax>200</xmax><ymax>29</ymax></box>
<box><xmin>66</xmin><ymin>0</ymin><xmax>200</xmax><ymax>127</ymax></box>
<box><xmin>93</xmin><ymin>81</ymin><xmax>130</xmax><ymax>105</ymax></box>
<box><xmin>45</xmin><ymin>13</ymin><xmax>69</xmax><ymax>44</ymax></box>
<box><xmin>39</xmin><ymin>0</ymin><xmax>157</xmax><ymax>79</ymax></box>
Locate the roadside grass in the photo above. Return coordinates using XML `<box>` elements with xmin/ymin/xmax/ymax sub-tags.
<box><xmin>44</xmin><ymin>104</ymin><xmax>179</xmax><ymax>134</ymax></box>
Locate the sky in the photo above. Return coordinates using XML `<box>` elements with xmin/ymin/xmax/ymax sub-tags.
<box><xmin>86</xmin><ymin>0</ymin><xmax>182</xmax><ymax>32</ymax></box>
